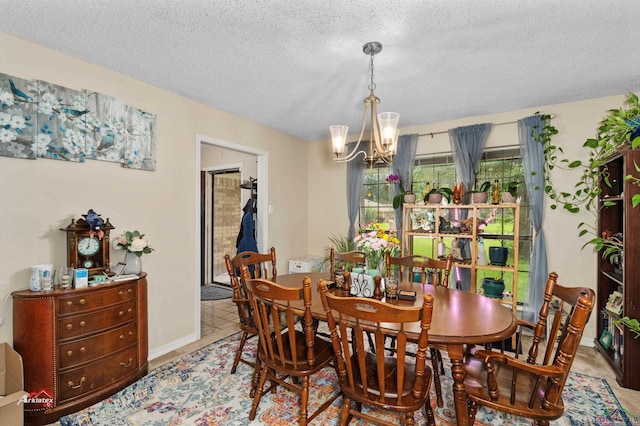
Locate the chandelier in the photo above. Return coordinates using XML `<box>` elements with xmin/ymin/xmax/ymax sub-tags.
<box><xmin>330</xmin><ymin>41</ymin><xmax>399</xmax><ymax>166</ymax></box>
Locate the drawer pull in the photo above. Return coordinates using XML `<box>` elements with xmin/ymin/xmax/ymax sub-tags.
<box><xmin>119</xmin><ymin>311</ymin><xmax>124</xmax><ymax>316</ymax></box>
<box><xmin>120</xmin><ymin>358</ymin><xmax>133</xmax><ymax>368</ymax></box>
<box><xmin>119</xmin><ymin>290</ymin><xmax>124</xmax><ymax>296</ymax></box>
<box><xmin>120</xmin><ymin>334</ymin><xmax>124</xmax><ymax>339</ymax></box>
<box><xmin>67</xmin><ymin>350</ymin><xmax>73</xmax><ymax>357</ymax></box>
<box><xmin>80</xmin><ymin>321</ymin><xmax>86</xmax><ymax>327</ymax></box>
<box><xmin>128</xmin><ymin>288</ymin><xmax>133</xmax><ymax>293</ymax></box>
<box><xmin>66</xmin><ymin>301</ymin><xmax>73</xmax><ymax>307</ymax></box>
<box><xmin>68</xmin><ymin>377</ymin><xmax>86</xmax><ymax>389</ymax></box>
<box><xmin>128</xmin><ymin>308</ymin><xmax>132</xmax><ymax>313</ymax></box>
<box><xmin>67</xmin><ymin>324</ymin><xmax>73</xmax><ymax>330</ymax></box>
<box><xmin>80</xmin><ymin>347</ymin><xmax>86</xmax><ymax>353</ymax></box>
<box><xmin>79</xmin><ymin>299</ymin><xmax>86</xmax><ymax>305</ymax></box>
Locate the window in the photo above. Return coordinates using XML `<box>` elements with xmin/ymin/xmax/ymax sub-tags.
<box><xmin>358</xmin><ymin>149</ymin><xmax>531</xmax><ymax>302</ymax></box>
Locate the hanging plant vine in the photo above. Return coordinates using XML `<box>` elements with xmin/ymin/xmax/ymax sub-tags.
<box><xmin>533</xmin><ymin>93</ymin><xmax>640</xmax><ymax>259</ymax></box>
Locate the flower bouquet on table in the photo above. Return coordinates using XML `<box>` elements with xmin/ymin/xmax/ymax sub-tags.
<box><xmin>353</xmin><ymin>223</ymin><xmax>400</xmax><ymax>274</ymax></box>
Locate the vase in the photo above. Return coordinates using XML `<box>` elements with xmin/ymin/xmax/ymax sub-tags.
<box><xmin>403</xmin><ymin>193</ymin><xmax>416</xmax><ymax>204</ymax></box>
<box><xmin>124</xmin><ymin>251</ymin><xmax>142</xmax><ymax>275</ymax></box>
<box><xmin>427</xmin><ymin>193</ymin><xmax>442</xmax><ymax>204</ymax></box>
<box><xmin>472</xmin><ymin>192</ymin><xmax>488</xmax><ymax>204</ymax></box>
<box><xmin>500</xmin><ymin>192</ymin><xmax>516</xmax><ymax>203</ymax></box>
<box><xmin>482</xmin><ymin>278</ymin><xmax>505</xmax><ymax>299</ymax></box>
<box><xmin>367</xmin><ymin>252</ymin><xmax>383</xmax><ymax>276</ymax></box>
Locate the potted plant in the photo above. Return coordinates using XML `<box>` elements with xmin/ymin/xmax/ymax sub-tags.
<box><xmin>424</xmin><ymin>186</ymin><xmax>454</xmax><ymax>204</ymax></box>
<box><xmin>501</xmin><ymin>180</ymin><xmax>520</xmax><ymax>203</ymax></box>
<box><xmin>386</xmin><ymin>174</ymin><xmax>415</xmax><ymax>208</ymax></box>
<box><xmin>466</xmin><ymin>181</ymin><xmax>491</xmax><ymax>204</ymax></box>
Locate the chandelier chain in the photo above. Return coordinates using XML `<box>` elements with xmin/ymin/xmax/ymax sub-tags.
<box><xmin>368</xmin><ymin>49</ymin><xmax>376</xmax><ymax>91</ymax></box>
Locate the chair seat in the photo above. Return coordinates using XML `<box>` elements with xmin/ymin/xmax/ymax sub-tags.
<box><xmin>464</xmin><ymin>350</ymin><xmax>565</xmax><ymax>421</ymax></box>
<box><xmin>347</xmin><ymin>352</ymin><xmax>430</xmax><ymax>410</ymax></box>
<box><xmin>258</xmin><ymin>330</ymin><xmax>334</xmax><ymax>374</ymax></box>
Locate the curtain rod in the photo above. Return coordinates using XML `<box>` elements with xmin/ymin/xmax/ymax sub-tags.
<box><xmin>418</xmin><ymin>114</ymin><xmax>555</xmax><ymax>138</ymax></box>
<box><xmin>418</xmin><ymin>119</ymin><xmax>518</xmax><ymax>138</ymax></box>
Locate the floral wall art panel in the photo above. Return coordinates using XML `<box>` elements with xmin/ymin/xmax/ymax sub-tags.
<box><xmin>123</xmin><ymin>106</ymin><xmax>156</xmax><ymax>171</ymax></box>
<box><xmin>0</xmin><ymin>73</ymin><xmax>37</xmax><ymax>159</ymax></box>
<box><xmin>36</xmin><ymin>81</ymin><xmax>87</xmax><ymax>162</ymax></box>
<box><xmin>84</xmin><ymin>91</ymin><xmax>127</xmax><ymax>163</ymax></box>
<box><xmin>1</xmin><ymin>70</ymin><xmax>156</xmax><ymax>169</ymax></box>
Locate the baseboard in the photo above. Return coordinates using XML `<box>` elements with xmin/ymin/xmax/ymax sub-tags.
<box><xmin>148</xmin><ymin>333</ymin><xmax>199</xmax><ymax>361</ymax></box>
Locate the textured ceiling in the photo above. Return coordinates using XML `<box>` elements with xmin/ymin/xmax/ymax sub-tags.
<box><xmin>2</xmin><ymin>0</ymin><xmax>640</xmax><ymax>142</ymax></box>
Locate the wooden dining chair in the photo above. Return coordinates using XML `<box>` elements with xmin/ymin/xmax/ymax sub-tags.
<box><xmin>463</xmin><ymin>272</ymin><xmax>595</xmax><ymax>425</ymax></box>
<box><xmin>242</xmin><ymin>266</ymin><xmax>338</xmax><ymax>425</ymax></box>
<box><xmin>223</xmin><ymin>247</ymin><xmax>277</xmax><ymax>381</ymax></box>
<box><xmin>386</xmin><ymin>252</ymin><xmax>453</xmax><ymax>286</ymax></box>
<box><xmin>318</xmin><ymin>280</ymin><xmax>436</xmax><ymax>426</ymax></box>
<box><xmin>329</xmin><ymin>248</ymin><xmax>366</xmax><ymax>276</ymax></box>
<box><xmin>386</xmin><ymin>252</ymin><xmax>453</xmax><ymax>407</ymax></box>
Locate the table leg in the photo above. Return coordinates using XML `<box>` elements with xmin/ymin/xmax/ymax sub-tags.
<box><xmin>447</xmin><ymin>344</ymin><xmax>468</xmax><ymax>426</ymax></box>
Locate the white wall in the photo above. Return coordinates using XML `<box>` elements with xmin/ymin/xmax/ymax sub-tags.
<box><xmin>307</xmin><ymin>93</ymin><xmax>639</xmax><ymax>342</ymax></box>
<box><xmin>0</xmin><ymin>32</ymin><xmax>309</xmax><ymax>357</ymax></box>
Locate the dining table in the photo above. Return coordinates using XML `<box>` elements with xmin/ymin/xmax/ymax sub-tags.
<box><xmin>271</xmin><ymin>271</ymin><xmax>518</xmax><ymax>426</ymax></box>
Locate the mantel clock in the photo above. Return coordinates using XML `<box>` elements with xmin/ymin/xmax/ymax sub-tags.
<box><xmin>62</xmin><ymin>213</ymin><xmax>114</xmax><ymax>276</ymax></box>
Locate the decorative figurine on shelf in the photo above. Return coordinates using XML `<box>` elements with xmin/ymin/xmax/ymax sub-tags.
<box><xmin>450</xmin><ymin>240</ymin><xmax>463</xmax><ymax>261</ymax></box>
<box><xmin>85</xmin><ymin>209</ymin><xmax>105</xmax><ymax>239</ymax></box>
<box><xmin>453</xmin><ymin>183</ymin><xmax>464</xmax><ymax>204</ymax></box>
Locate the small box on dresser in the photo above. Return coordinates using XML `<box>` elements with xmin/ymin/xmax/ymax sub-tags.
<box><xmin>12</xmin><ymin>273</ymin><xmax>149</xmax><ymax>425</ymax></box>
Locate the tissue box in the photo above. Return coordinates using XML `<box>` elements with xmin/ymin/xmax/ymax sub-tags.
<box><xmin>0</xmin><ymin>343</ymin><xmax>27</xmax><ymax>425</ymax></box>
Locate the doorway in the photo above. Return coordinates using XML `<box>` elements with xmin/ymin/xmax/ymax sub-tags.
<box><xmin>196</xmin><ymin>134</ymin><xmax>268</xmax><ymax>339</ymax></box>
<box><xmin>201</xmin><ymin>168</ymin><xmax>242</xmax><ymax>286</ymax></box>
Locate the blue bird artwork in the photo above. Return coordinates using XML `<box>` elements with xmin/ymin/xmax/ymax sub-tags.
<box><xmin>85</xmin><ymin>209</ymin><xmax>105</xmax><ymax>240</ymax></box>
<box><xmin>96</xmin><ymin>130</ymin><xmax>116</xmax><ymax>151</ymax></box>
<box><xmin>8</xmin><ymin>78</ymin><xmax>33</xmax><ymax>102</ymax></box>
<box><xmin>58</xmin><ymin>106</ymin><xmax>89</xmax><ymax>120</ymax></box>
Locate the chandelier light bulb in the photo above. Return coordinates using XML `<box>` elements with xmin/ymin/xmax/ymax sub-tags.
<box><xmin>330</xmin><ymin>125</ymin><xmax>349</xmax><ymax>156</ymax></box>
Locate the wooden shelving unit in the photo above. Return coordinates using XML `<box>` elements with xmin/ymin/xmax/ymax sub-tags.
<box><xmin>593</xmin><ymin>149</ymin><xmax>640</xmax><ymax>390</ymax></box>
<box><xmin>402</xmin><ymin>203</ymin><xmax>520</xmax><ymax>316</ymax></box>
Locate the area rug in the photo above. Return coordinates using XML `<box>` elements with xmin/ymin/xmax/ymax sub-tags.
<box><xmin>59</xmin><ymin>332</ymin><xmax>633</xmax><ymax>426</ymax></box>
<box><xmin>200</xmin><ymin>284</ymin><xmax>233</xmax><ymax>301</ymax></box>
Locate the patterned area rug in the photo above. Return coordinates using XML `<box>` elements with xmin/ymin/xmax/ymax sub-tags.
<box><xmin>200</xmin><ymin>284</ymin><xmax>233</xmax><ymax>301</ymax></box>
<box><xmin>60</xmin><ymin>332</ymin><xmax>633</xmax><ymax>425</ymax></box>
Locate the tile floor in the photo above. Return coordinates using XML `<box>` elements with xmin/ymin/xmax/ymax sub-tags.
<box><xmin>149</xmin><ymin>297</ymin><xmax>640</xmax><ymax>422</ymax></box>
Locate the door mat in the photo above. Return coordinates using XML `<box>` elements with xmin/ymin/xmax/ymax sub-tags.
<box><xmin>201</xmin><ymin>284</ymin><xmax>233</xmax><ymax>301</ymax></box>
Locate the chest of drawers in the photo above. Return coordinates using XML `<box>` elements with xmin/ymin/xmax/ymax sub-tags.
<box><xmin>12</xmin><ymin>274</ymin><xmax>148</xmax><ymax>425</ymax></box>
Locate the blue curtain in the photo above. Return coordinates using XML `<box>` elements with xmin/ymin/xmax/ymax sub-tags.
<box><xmin>518</xmin><ymin>116</ymin><xmax>548</xmax><ymax>323</ymax></box>
<box><xmin>346</xmin><ymin>141</ymin><xmax>366</xmax><ymax>241</ymax></box>
<box><xmin>391</xmin><ymin>134</ymin><xmax>418</xmax><ymax>242</ymax></box>
<box><xmin>448</xmin><ymin>123</ymin><xmax>493</xmax><ymax>291</ymax></box>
